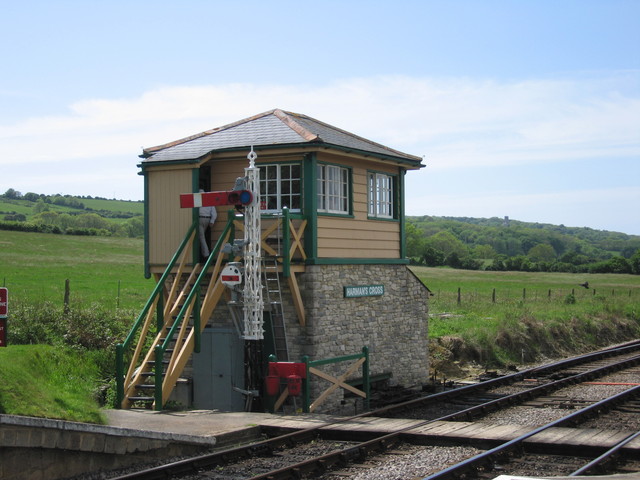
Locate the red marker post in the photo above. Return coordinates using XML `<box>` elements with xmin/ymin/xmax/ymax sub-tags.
<box><xmin>0</xmin><ymin>287</ymin><xmax>7</xmax><ymax>347</ymax></box>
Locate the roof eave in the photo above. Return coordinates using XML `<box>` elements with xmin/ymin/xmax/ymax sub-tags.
<box><xmin>163</xmin><ymin>142</ymin><xmax>425</xmax><ymax>168</ymax></box>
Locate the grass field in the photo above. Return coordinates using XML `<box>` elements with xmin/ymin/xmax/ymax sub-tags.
<box><xmin>1</xmin><ymin>229</ymin><xmax>151</xmax><ymax>310</ymax></box>
<box><xmin>0</xmin><ymin>196</ymin><xmax>143</xmax><ymax>219</ymax></box>
<box><xmin>410</xmin><ymin>266</ymin><xmax>640</xmax><ymax>368</ymax></box>
<box><xmin>411</xmin><ymin>266</ymin><xmax>639</xmax><ymax>314</ymax></box>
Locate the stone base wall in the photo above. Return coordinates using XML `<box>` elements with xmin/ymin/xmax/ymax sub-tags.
<box><xmin>291</xmin><ymin>264</ymin><xmax>430</xmax><ymax>413</ymax></box>
<box><xmin>205</xmin><ymin>263</ymin><xmax>429</xmax><ymax>414</ymax></box>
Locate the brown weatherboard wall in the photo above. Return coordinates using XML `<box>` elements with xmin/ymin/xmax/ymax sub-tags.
<box><xmin>316</xmin><ymin>152</ymin><xmax>403</xmax><ymax>259</ymax></box>
<box><xmin>202</xmin><ymin>151</ymin><xmax>403</xmax><ymax>261</ymax></box>
<box><xmin>146</xmin><ymin>166</ymin><xmax>193</xmax><ymax>271</ymax></box>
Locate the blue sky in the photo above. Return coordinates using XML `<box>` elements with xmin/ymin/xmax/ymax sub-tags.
<box><xmin>1</xmin><ymin>0</ymin><xmax>639</xmax><ymax>234</ymax></box>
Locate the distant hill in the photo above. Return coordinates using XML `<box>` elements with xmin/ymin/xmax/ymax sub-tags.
<box><xmin>0</xmin><ymin>189</ymin><xmax>143</xmax><ymax>237</ymax></box>
<box><xmin>406</xmin><ymin>215</ymin><xmax>640</xmax><ymax>274</ymax></box>
<box><xmin>2</xmin><ymin>189</ymin><xmax>639</xmax><ymax>273</ymax></box>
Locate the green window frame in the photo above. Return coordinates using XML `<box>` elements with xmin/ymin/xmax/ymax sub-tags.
<box><xmin>317</xmin><ymin>163</ymin><xmax>350</xmax><ymax>215</ymax></box>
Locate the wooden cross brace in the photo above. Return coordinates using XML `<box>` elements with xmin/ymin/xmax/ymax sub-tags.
<box><xmin>308</xmin><ymin>357</ymin><xmax>366</xmax><ymax>413</ymax></box>
<box><xmin>289</xmin><ymin>219</ymin><xmax>307</xmax><ymax>261</ymax></box>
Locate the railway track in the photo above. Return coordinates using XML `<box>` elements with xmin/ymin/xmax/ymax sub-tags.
<box><xmin>109</xmin><ymin>341</ymin><xmax>640</xmax><ymax>480</ymax></box>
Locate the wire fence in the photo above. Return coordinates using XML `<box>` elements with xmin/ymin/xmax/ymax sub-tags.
<box><xmin>429</xmin><ymin>285</ymin><xmax>639</xmax><ymax>309</ymax></box>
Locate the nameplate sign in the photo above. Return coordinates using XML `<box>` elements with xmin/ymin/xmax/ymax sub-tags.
<box><xmin>344</xmin><ymin>284</ymin><xmax>384</xmax><ymax>298</ymax></box>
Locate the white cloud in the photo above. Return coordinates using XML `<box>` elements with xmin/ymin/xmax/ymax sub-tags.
<box><xmin>1</xmin><ymin>73</ymin><xmax>639</xmax><ymax>231</ymax></box>
<box><xmin>1</xmin><ymin>73</ymin><xmax>637</xmax><ymax>168</ymax></box>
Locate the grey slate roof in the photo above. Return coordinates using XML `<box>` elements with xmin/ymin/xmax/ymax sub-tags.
<box><xmin>141</xmin><ymin>109</ymin><xmax>423</xmax><ymax>167</ymax></box>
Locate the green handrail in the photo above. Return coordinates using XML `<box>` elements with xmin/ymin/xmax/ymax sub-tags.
<box><xmin>115</xmin><ymin>221</ymin><xmax>197</xmax><ymax>407</ymax></box>
<box><xmin>282</xmin><ymin>207</ymin><xmax>291</xmax><ymax>277</ymax></box>
<box><xmin>153</xmin><ymin>214</ymin><xmax>236</xmax><ymax>409</ymax></box>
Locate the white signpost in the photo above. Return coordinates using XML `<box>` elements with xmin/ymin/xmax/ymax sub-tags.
<box><xmin>0</xmin><ymin>287</ymin><xmax>7</xmax><ymax>347</ymax></box>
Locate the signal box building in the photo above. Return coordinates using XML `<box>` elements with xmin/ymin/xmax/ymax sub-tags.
<box><xmin>119</xmin><ymin>109</ymin><xmax>429</xmax><ymax>413</ymax></box>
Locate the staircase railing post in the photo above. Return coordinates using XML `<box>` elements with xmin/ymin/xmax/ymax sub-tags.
<box><xmin>267</xmin><ymin>354</ymin><xmax>276</xmax><ymax>413</ymax></box>
<box><xmin>302</xmin><ymin>354</ymin><xmax>310</xmax><ymax>413</ymax></box>
<box><xmin>154</xmin><ymin>345</ymin><xmax>164</xmax><ymax>410</ymax></box>
<box><xmin>156</xmin><ymin>289</ymin><xmax>164</xmax><ymax>333</ymax></box>
<box><xmin>282</xmin><ymin>207</ymin><xmax>291</xmax><ymax>278</ymax></box>
<box><xmin>362</xmin><ymin>346</ymin><xmax>370</xmax><ymax>411</ymax></box>
<box><xmin>227</xmin><ymin>209</ymin><xmax>237</xmax><ymax>261</ymax></box>
<box><xmin>115</xmin><ymin>343</ymin><xmax>124</xmax><ymax>408</ymax></box>
<box><xmin>194</xmin><ymin>289</ymin><xmax>201</xmax><ymax>353</ymax></box>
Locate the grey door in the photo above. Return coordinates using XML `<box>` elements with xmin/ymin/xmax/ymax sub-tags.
<box><xmin>193</xmin><ymin>327</ymin><xmax>245</xmax><ymax>411</ymax></box>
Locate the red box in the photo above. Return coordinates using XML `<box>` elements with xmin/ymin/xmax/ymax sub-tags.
<box><xmin>268</xmin><ymin>362</ymin><xmax>306</xmax><ymax>379</ymax></box>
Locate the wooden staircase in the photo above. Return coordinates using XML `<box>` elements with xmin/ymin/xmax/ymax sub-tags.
<box><xmin>116</xmin><ymin>210</ymin><xmax>309</xmax><ymax>411</ymax></box>
<box><xmin>116</xmin><ymin>218</ymin><xmax>234</xmax><ymax>410</ymax></box>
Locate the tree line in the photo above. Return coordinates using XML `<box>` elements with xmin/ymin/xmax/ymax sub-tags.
<box><xmin>1</xmin><ymin>188</ymin><xmax>143</xmax><ymax>238</ymax></box>
<box><xmin>406</xmin><ymin>216</ymin><xmax>640</xmax><ymax>274</ymax></box>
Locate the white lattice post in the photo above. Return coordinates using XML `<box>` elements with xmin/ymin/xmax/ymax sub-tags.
<box><xmin>242</xmin><ymin>147</ymin><xmax>264</xmax><ymax>340</ymax></box>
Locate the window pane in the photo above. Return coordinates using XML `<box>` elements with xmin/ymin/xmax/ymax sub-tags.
<box><xmin>258</xmin><ymin>163</ymin><xmax>302</xmax><ymax>212</ymax></box>
<box><xmin>317</xmin><ymin>164</ymin><xmax>348</xmax><ymax>214</ymax></box>
<box><xmin>368</xmin><ymin>172</ymin><xmax>394</xmax><ymax>218</ymax></box>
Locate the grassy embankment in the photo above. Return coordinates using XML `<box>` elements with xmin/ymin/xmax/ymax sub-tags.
<box><xmin>411</xmin><ymin>266</ymin><xmax>640</xmax><ymax>377</ymax></box>
<box><xmin>0</xmin><ymin>229</ymin><xmax>151</xmax><ymax>422</ymax></box>
<box><xmin>0</xmin><ymin>345</ymin><xmax>105</xmax><ymax>423</ymax></box>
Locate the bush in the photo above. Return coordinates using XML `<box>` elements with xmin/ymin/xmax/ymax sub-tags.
<box><xmin>0</xmin><ymin>221</ymin><xmax>61</xmax><ymax>234</ymax></box>
<box><xmin>9</xmin><ymin>300</ymin><xmax>132</xmax><ymax>348</ymax></box>
<box><xmin>3</xmin><ymin>213</ymin><xmax>26</xmax><ymax>222</ymax></box>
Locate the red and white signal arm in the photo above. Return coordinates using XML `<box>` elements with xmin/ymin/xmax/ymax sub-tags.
<box><xmin>221</xmin><ymin>264</ymin><xmax>242</xmax><ymax>287</ymax></box>
<box><xmin>0</xmin><ymin>287</ymin><xmax>7</xmax><ymax>318</ymax></box>
<box><xmin>180</xmin><ymin>190</ymin><xmax>253</xmax><ymax>209</ymax></box>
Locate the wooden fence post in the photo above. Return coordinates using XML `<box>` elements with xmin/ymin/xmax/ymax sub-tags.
<box><xmin>492</xmin><ymin>288</ymin><xmax>496</xmax><ymax>303</ymax></box>
<box><xmin>457</xmin><ymin>287</ymin><xmax>461</xmax><ymax>305</ymax></box>
<box><xmin>64</xmin><ymin>279</ymin><xmax>70</xmax><ymax>314</ymax></box>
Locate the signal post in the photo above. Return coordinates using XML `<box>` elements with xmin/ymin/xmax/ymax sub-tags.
<box><xmin>0</xmin><ymin>287</ymin><xmax>8</xmax><ymax>347</ymax></box>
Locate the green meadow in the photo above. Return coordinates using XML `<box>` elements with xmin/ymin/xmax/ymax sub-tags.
<box><xmin>1</xmin><ymin>229</ymin><xmax>151</xmax><ymax>310</ymax></box>
<box><xmin>410</xmin><ymin>266</ymin><xmax>640</xmax><ymax>369</ymax></box>
<box><xmin>0</xmin><ymin>195</ymin><xmax>143</xmax><ymax>219</ymax></box>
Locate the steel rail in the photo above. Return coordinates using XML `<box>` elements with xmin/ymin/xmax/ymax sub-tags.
<box><xmin>110</xmin><ymin>344</ymin><xmax>640</xmax><ymax>480</ymax></box>
<box><xmin>570</xmin><ymin>430</ymin><xmax>640</xmax><ymax>476</ymax></box>
<box><xmin>245</xmin><ymin>355</ymin><xmax>640</xmax><ymax>480</ymax></box>
<box><xmin>369</xmin><ymin>340</ymin><xmax>640</xmax><ymax>418</ymax></box>
<box><xmin>419</xmin><ymin>384</ymin><xmax>640</xmax><ymax>480</ymax></box>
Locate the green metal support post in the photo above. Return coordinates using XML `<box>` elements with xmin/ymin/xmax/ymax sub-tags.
<box><xmin>282</xmin><ymin>207</ymin><xmax>290</xmax><ymax>277</ymax></box>
<box><xmin>302</xmin><ymin>355</ymin><xmax>311</xmax><ymax>413</ymax></box>
<box><xmin>362</xmin><ymin>346</ymin><xmax>370</xmax><ymax>411</ymax></box>
<box><xmin>194</xmin><ymin>292</ymin><xmax>201</xmax><ymax>353</ymax></box>
<box><xmin>156</xmin><ymin>290</ymin><xmax>164</xmax><ymax>333</ymax></box>
<box><xmin>154</xmin><ymin>345</ymin><xmax>164</xmax><ymax>410</ymax></box>
<box><xmin>115</xmin><ymin>344</ymin><xmax>124</xmax><ymax>407</ymax></box>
